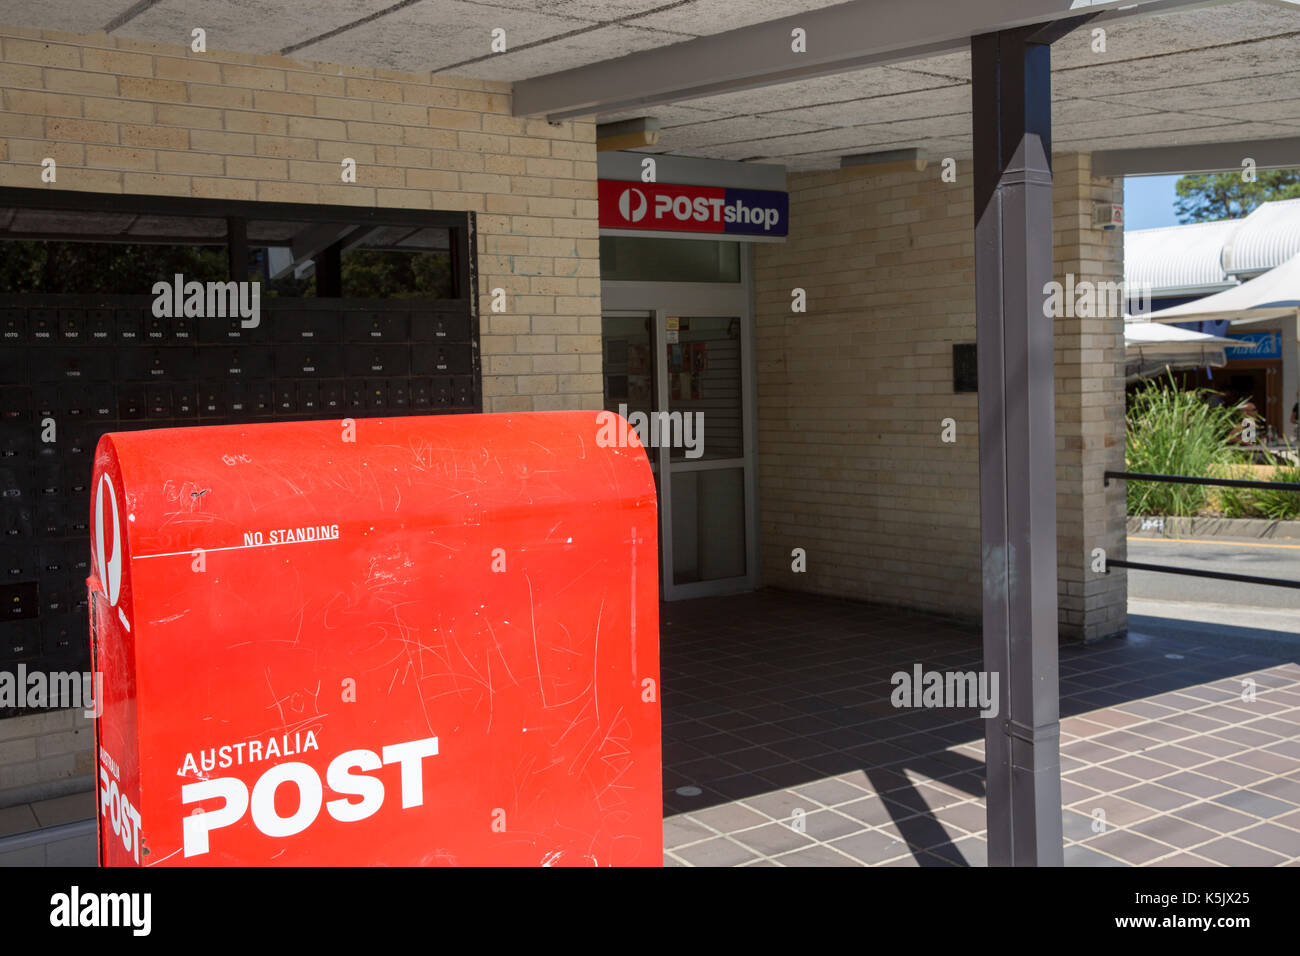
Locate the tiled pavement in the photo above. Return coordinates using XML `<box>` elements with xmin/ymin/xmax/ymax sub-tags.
<box><xmin>660</xmin><ymin>590</ymin><xmax>1300</xmax><ymax>867</ymax></box>
<box><xmin>0</xmin><ymin>789</ymin><xmax>96</xmax><ymax>866</ymax></box>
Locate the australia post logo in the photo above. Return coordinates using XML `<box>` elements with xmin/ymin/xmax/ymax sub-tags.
<box><xmin>599</xmin><ymin>180</ymin><xmax>788</xmax><ymax>237</ymax></box>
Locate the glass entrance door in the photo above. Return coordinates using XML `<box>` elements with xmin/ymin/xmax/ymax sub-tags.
<box><xmin>601</xmin><ymin>268</ymin><xmax>757</xmax><ymax>600</ymax></box>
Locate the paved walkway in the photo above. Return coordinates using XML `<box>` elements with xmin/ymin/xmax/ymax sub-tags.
<box><xmin>660</xmin><ymin>590</ymin><xmax>1300</xmax><ymax>866</ymax></box>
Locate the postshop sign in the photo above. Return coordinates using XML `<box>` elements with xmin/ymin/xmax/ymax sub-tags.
<box><xmin>598</xmin><ymin>179</ymin><xmax>789</xmax><ymax>238</ymax></box>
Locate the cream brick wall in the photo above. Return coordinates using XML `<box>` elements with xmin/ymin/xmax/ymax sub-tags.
<box><xmin>0</xmin><ymin>709</ymin><xmax>94</xmax><ymax>805</ymax></box>
<box><xmin>0</xmin><ymin>25</ymin><xmax>604</xmax><ymax>416</ymax></box>
<box><xmin>1052</xmin><ymin>153</ymin><xmax>1127</xmax><ymax>642</ymax></box>
<box><xmin>754</xmin><ymin>154</ymin><xmax>1126</xmax><ymax>639</ymax></box>
<box><xmin>0</xmin><ymin>24</ymin><xmax>602</xmax><ymax>807</ymax></box>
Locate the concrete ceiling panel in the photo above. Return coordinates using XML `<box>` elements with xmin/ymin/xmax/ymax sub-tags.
<box><xmin>596</xmin><ymin>103</ymin><xmax>735</xmax><ymax>125</ymax></box>
<box><xmin>294</xmin><ymin>1</ymin><xmax>594</xmax><ymax>73</ymax></box>
<box><xmin>1049</xmin><ymin>0</ymin><xmax>1300</xmax><ymax>70</ymax></box>
<box><xmin>657</xmin><ymin>114</ymin><xmax>832</xmax><ymax>148</ymax></box>
<box><xmin>682</xmin><ymin>65</ymin><xmax>964</xmax><ymax>117</ymax></box>
<box><xmin>631</xmin><ymin>0</ymin><xmax>859</xmax><ymax>37</ymax></box>
<box><xmin>446</xmin><ymin>23</ymin><xmax>687</xmax><ymax>81</ymax></box>
<box><xmin>761</xmin><ymin>83</ymin><xmax>970</xmax><ymax>127</ymax></box>
<box><xmin>1082</xmin><ymin>69</ymin><xmax>1300</xmax><ymax>111</ymax></box>
<box><xmin>115</xmin><ymin>0</ymin><xmax>401</xmax><ymax>55</ymax></box>
<box><xmin>0</xmin><ymin>0</ymin><xmax>126</xmax><ymax>33</ymax></box>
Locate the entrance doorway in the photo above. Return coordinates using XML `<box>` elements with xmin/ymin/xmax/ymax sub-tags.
<box><xmin>600</xmin><ymin>242</ymin><xmax>758</xmax><ymax>600</ymax></box>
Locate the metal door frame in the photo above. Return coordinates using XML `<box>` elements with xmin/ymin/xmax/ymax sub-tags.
<box><xmin>600</xmin><ymin>247</ymin><xmax>759</xmax><ymax>600</ymax></box>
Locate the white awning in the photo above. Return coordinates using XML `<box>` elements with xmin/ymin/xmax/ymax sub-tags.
<box><xmin>1124</xmin><ymin>319</ymin><xmax>1233</xmax><ymax>382</ymax></box>
<box><xmin>1123</xmin><ymin>321</ymin><xmax>1234</xmax><ymax>347</ymax></box>
<box><xmin>1145</xmin><ymin>250</ymin><xmax>1300</xmax><ymax>325</ymax></box>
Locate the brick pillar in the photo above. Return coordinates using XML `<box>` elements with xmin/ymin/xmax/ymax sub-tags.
<box><xmin>1052</xmin><ymin>152</ymin><xmax>1127</xmax><ymax>643</ymax></box>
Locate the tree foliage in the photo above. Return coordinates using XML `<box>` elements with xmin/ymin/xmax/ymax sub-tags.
<box><xmin>1174</xmin><ymin>169</ymin><xmax>1300</xmax><ymax>223</ymax></box>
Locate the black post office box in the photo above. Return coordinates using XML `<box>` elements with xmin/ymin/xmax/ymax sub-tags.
<box><xmin>320</xmin><ymin>382</ymin><xmax>343</xmax><ymax>412</ymax></box>
<box><xmin>115</xmin><ymin>310</ymin><xmax>145</xmax><ymax>343</ymax></box>
<box><xmin>413</xmin><ymin>344</ymin><xmax>472</xmax><ymax>376</ymax></box>
<box><xmin>0</xmin><ymin>387</ymin><xmax>29</xmax><ymax>422</ymax></box>
<box><xmin>226</xmin><ymin>383</ymin><xmax>249</xmax><ymax>418</ymax></box>
<box><xmin>200</xmin><ymin>315</ymin><xmax>266</xmax><ymax>343</ymax></box>
<box><xmin>41</xmin><ymin>614</ymin><xmax>85</xmax><ymax>662</ymax></box>
<box><xmin>36</xmin><ymin>500</ymin><xmax>66</xmax><ymax>537</ymax></box>
<box><xmin>411</xmin><ymin>378</ymin><xmax>433</xmax><ymax>409</ymax></box>
<box><xmin>279</xmin><ymin>346</ymin><xmax>343</xmax><ymax>378</ymax></box>
<box><xmin>0</xmin><ymin>345</ymin><xmax>27</xmax><ymax>385</ymax></box>
<box><xmin>1</xmin><ymin>309</ymin><xmax>25</xmax><ymax>343</ymax></box>
<box><xmin>345</xmin><ymin>383</ymin><xmax>366</xmax><ymax>410</ymax></box>
<box><xmin>453</xmin><ymin>376</ymin><xmax>474</xmax><ymax>407</ymax></box>
<box><xmin>273</xmin><ymin>310</ymin><xmax>341</xmax><ymax>343</ymax></box>
<box><xmin>31</xmin><ymin>385</ymin><xmax>59</xmax><ymax>421</ymax></box>
<box><xmin>37</xmin><ymin>541</ymin><xmax>66</xmax><ymax>578</ymax></box>
<box><xmin>64</xmin><ymin>423</ymin><xmax>99</xmax><ymax>460</ymax></box>
<box><xmin>274</xmin><ymin>384</ymin><xmax>296</xmax><ymax>415</ymax></box>
<box><xmin>67</xmin><ymin>509</ymin><xmax>90</xmax><ymax>535</ymax></box>
<box><xmin>117</xmin><ymin>387</ymin><xmax>145</xmax><ymax>420</ymax></box>
<box><xmin>147</xmin><ymin>385</ymin><xmax>173</xmax><ymax>418</ymax></box>
<box><xmin>0</xmin><ymin>545</ymin><xmax>31</xmax><ymax>579</ymax></box>
<box><xmin>87</xmin><ymin>309</ymin><xmax>114</xmax><ymax>342</ymax></box>
<box><xmin>344</xmin><ymin>312</ymin><xmax>409</xmax><ymax>342</ymax></box>
<box><xmin>0</xmin><ymin>423</ymin><xmax>34</xmax><ymax>458</ymax></box>
<box><xmin>58</xmin><ymin>309</ymin><xmax>86</xmax><ymax>342</ymax></box>
<box><xmin>0</xmin><ymin>502</ymin><xmax>33</xmax><ymax>539</ymax></box>
<box><xmin>28</xmin><ymin>309</ymin><xmax>57</xmax><ymax>343</ymax></box>
<box><xmin>174</xmin><ymin>384</ymin><xmax>198</xmax><ymax>418</ymax></box>
<box><xmin>347</xmin><ymin>345</ymin><xmax>410</xmax><ymax>378</ymax></box>
<box><xmin>172</xmin><ymin>315</ymin><xmax>196</xmax><ymax>342</ymax></box>
<box><xmin>2</xmin><ymin>620</ymin><xmax>40</xmax><ymax>661</ymax></box>
<box><xmin>120</xmin><ymin>347</ymin><xmax>194</xmax><ymax>382</ymax></box>
<box><xmin>36</xmin><ymin>464</ymin><xmax>61</xmax><ymax>498</ymax></box>
<box><xmin>87</xmin><ymin>385</ymin><xmax>115</xmax><ymax>420</ymax></box>
<box><xmin>64</xmin><ymin>542</ymin><xmax>91</xmax><ymax>581</ymax></box>
<box><xmin>145</xmin><ymin>315</ymin><xmax>170</xmax><ymax>342</ymax></box>
<box><xmin>2</xmin><ymin>581</ymin><xmax>38</xmax><ymax>619</ymax></box>
<box><xmin>389</xmin><ymin>380</ymin><xmax>410</xmax><ymax>410</ymax></box>
<box><xmin>0</xmin><ymin>461</ymin><xmax>29</xmax><ymax>498</ymax></box>
<box><xmin>249</xmin><ymin>382</ymin><xmax>273</xmax><ymax>415</ymax></box>
<box><xmin>38</xmin><ymin>349</ymin><xmax>113</xmax><ymax>383</ymax></box>
<box><xmin>433</xmin><ymin>379</ymin><xmax>453</xmax><ymax>408</ymax></box>
<box><xmin>197</xmin><ymin>384</ymin><xmax>224</xmax><ymax>417</ymax></box>
<box><xmin>428</xmin><ymin>313</ymin><xmax>471</xmax><ymax>341</ymax></box>
<box><xmin>42</xmin><ymin>583</ymin><xmax>67</xmax><ymax>615</ymax></box>
<box><xmin>365</xmin><ymin>381</ymin><xmax>388</xmax><ymax>411</ymax></box>
<box><xmin>199</xmin><ymin>347</ymin><xmax>273</xmax><ymax>379</ymax></box>
<box><xmin>297</xmin><ymin>381</ymin><xmax>320</xmax><ymax>413</ymax></box>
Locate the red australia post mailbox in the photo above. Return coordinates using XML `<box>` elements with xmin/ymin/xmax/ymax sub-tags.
<box><xmin>87</xmin><ymin>411</ymin><xmax>661</xmax><ymax>866</ymax></box>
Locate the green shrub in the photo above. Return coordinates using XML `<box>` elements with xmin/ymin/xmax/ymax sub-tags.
<box><xmin>1217</xmin><ymin>450</ymin><xmax>1300</xmax><ymax>520</ymax></box>
<box><xmin>1125</xmin><ymin>374</ymin><xmax>1242</xmax><ymax>517</ymax></box>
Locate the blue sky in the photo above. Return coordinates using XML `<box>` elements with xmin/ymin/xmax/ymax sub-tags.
<box><xmin>1123</xmin><ymin>175</ymin><xmax>1182</xmax><ymax>231</ymax></box>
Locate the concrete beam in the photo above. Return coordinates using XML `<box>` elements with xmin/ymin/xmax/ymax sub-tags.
<box><xmin>513</xmin><ymin>0</ymin><xmax>1214</xmax><ymax>120</ymax></box>
<box><xmin>1094</xmin><ymin>137</ymin><xmax>1300</xmax><ymax>177</ymax></box>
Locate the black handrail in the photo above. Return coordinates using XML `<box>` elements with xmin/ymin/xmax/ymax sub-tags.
<box><xmin>1105</xmin><ymin>470</ymin><xmax>1300</xmax><ymax>590</ymax></box>
<box><xmin>1107</xmin><ymin>559</ymin><xmax>1300</xmax><ymax>590</ymax></box>
<box><xmin>1105</xmin><ymin>469</ymin><xmax>1300</xmax><ymax>492</ymax></box>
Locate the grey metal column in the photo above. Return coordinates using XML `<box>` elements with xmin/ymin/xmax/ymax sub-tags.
<box><xmin>971</xmin><ymin>26</ymin><xmax>1063</xmax><ymax>867</ymax></box>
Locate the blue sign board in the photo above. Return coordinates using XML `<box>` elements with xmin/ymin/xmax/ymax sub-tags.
<box><xmin>1225</xmin><ymin>331</ymin><xmax>1282</xmax><ymax>360</ymax></box>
